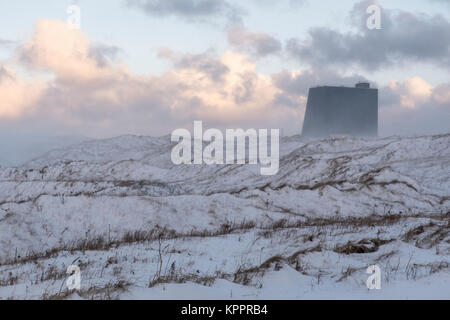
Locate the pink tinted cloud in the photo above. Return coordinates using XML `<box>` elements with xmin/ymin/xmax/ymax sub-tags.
<box><xmin>0</xmin><ymin>19</ymin><xmax>448</xmax><ymax>138</ymax></box>
<box><xmin>3</xmin><ymin>19</ymin><xmax>299</xmax><ymax>137</ymax></box>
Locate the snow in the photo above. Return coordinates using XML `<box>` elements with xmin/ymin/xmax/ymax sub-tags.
<box><xmin>0</xmin><ymin>133</ymin><xmax>448</xmax><ymax>299</ymax></box>
<box><xmin>122</xmin><ymin>266</ymin><xmax>449</xmax><ymax>300</ymax></box>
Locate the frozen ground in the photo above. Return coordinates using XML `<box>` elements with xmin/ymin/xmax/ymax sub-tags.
<box><xmin>0</xmin><ymin>133</ymin><xmax>448</xmax><ymax>299</ymax></box>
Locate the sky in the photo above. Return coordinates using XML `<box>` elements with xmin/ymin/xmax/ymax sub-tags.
<box><xmin>0</xmin><ymin>0</ymin><xmax>449</xmax><ymax>163</ymax></box>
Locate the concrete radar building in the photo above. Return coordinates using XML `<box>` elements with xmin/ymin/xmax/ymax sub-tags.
<box><xmin>302</xmin><ymin>82</ymin><xmax>378</xmax><ymax>137</ymax></box>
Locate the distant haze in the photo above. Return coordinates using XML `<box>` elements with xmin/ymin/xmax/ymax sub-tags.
<box><xmin>0</xmin><ymin>134</ymin><xmax>89</xmax><ymax>166</ymax></box>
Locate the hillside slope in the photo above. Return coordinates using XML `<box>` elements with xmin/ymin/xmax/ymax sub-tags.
<box><xmin>0</xmin><ymin>134</ymin><xmax>448</xmax><ymax>299</ymax></box>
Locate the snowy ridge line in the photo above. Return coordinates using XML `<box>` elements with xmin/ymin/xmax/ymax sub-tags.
<box><xmin>0</xmin><ymin>133</ymin><xmax>449</xmax><ymax>299</ymax></box>
<box><xmin>1</xmin><ymin>212</ymin><xmax>447</xmax><ymax>266</ymax></box>
<box><xmin>1</xmin><ymin>212</ymin><xmax>448</xmax><ymax>299</ymax></box>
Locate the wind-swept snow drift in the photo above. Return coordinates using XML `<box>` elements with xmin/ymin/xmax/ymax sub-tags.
<box><xmin>0</xmin><ymin>134</ymin><xmax>448</xmax><ymax>299</ymax></box>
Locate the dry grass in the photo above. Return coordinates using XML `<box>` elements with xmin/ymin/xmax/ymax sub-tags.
<box><xmin>1</xmin><ymin>212</ymin><xmax>429</xmax><ymax>267</ymax></box>
<box><xmin>232</xmin><ymin>255</ymin><xmax>285</xmax><ymax>286</ymax></box>
<box><xmin>148</xmin><ymin>273</ymin><xmax>216</xmax><ymax>288</ymax></box>
<box><xmin>403</xmin><ymin>221</ymin><xmax>449</xmax><ymax>249</ymax></box>
<box><xmin>337</xmin><ymin>266</ymin><xmax>359</xmax><ymax>282</ymax></box>
<box><xmin>35</xmin><ymin>265</ymin><xmax>67</xmax><ymax>284</ymax></box>
<box><xmin>334</xmin><ymin>238</ymin><xmax>393</xmax><ymax>255</ymax></box>
<box><xmin>1</xmin><ymin>211</ymin><xmax>447</xmax><ymax>298</ymax></box>
<box><xmin>0</xmin><ymin>272</ymin><xmax>19</xmax><ymax>286</ymax></box>
<box><xmin>41</xmin><ymin>280</ymin><xmax>130</xmax><ymax>300</ymax></box>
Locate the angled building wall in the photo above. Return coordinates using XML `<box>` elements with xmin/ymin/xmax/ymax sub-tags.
<box><xmin>302</xmin><ymin>83</ymin><xmax>378</xmax><ymax>137</ymax></box>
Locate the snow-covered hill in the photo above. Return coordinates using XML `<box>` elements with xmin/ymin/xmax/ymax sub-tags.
<box><xmin>0</xmin><ymin>134</ymin><xmax>449</xmax><ymax>299</ymax></box>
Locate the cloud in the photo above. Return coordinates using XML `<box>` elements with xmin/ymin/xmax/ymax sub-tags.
<box><xmin>3</xmin><ymin>19</ymin><xmax>301</xmax><ymax>137</ymax></box>
<box><xmin>272</xmin><ymin>68</ymin><xmax>368</xmax><ymax>96</ymax></box>
<box><xmin>384</xmin><ymin>77</ymin><xmax>432</xmax><ymax>109</ymax></box>
<box><xmin>251</xmin><ymin>0</ymin><xmax>307</xmax><ymax>9</ymax></box>
<box><xmin>429</xmin><ymin>0</ymin><xmax>450</xmax><ymax>5</ymax></box>
<box><xmin>286</xmin><ymin>0</ymin><xmax>450</xmax><ymax>70</ymax></box>
<box><xmin>89</xmin><ymin>44</ymin><xmax>123</xmax><ymax>68</ymax></box>
<box><xmin>2</xmin><ymin>18</ymin><xmax>449</xmax><ymax>140</ymax></box>
<box><xmin>18</xmin><ymin>20</ymin><xmax>131</xmax><ymax>86</ymax></box>
<box><xmin>125</xmin><ymin>0</ymin><xmax>244</xmax><ymax>23</ymax></box>
<box><xmin>433</xmin><ymin>83</ymin><xmax>450</xmax><ymax>104</ymax></box>
<box><xmin>0</xmin><ymin>65</ymin><xmax>46</xmax><ymax>119</ymax></box>
<box><xmin>271</xmin><ymin>68</ymin><xmax>368</xmax><ymax>109</ymax></box>
<box><xmin>288</xmin><ymin>0</ymin><xmax>307</xmax><ymax>7</ymax></box>
<box><xmin>227</xmin><ymin>25</ymin><xmax>282</xmax><ymax>58</ymax></box>
<box><xmin>380</xmin><ymin>81</ymin><xmax>450</xmax><ymax>136</ymax></box>
<box><xmin>0</xmin><ymin>39</ymin><xmax>15</xmax><ymax>47</ymax></box>
<box><xmin>378</xmin><ymin>76</ymin><xmax>450</xmax><ymax>135</ymax></box>
<box><xmin>159</xmin><ymin>49</ymin><xmax>230</xmax><ymax>82</ymax></box>
<box><xmin>381</xmin><ymin>76</ymin><xmax>450</xmax><ymax>109</ymax></box>
<box><xmin>272</xmin><ymin>68</ymin><xmax>450</xmax><ymax>135</ymax></box>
